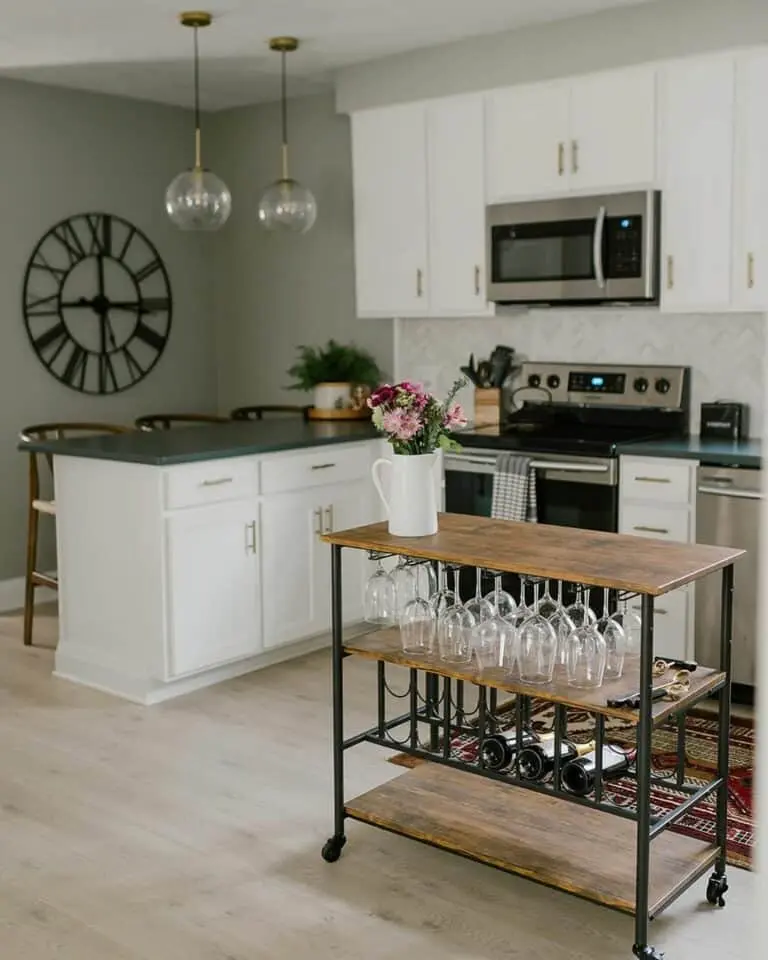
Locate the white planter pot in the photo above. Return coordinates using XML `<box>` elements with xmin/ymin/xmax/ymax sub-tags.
<box><xmin>371</xmin><ymin>452</ymin><xmax>440</xmax><ymax>538</ymax></box>
<box><xmin>313</xmin><ymin>382</ymin><xmax>352</xmax><ymax>411</ymax></box>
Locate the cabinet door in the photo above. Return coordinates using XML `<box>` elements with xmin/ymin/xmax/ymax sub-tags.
<box><xmin>260</xmin><ymin>489</ymin><xmax>328</xmax><ymax>649</ymax></box>
<box><xmin>733</xmin><ymin>51</ymin><xmax>768</xmax><ymax>310</ymax></box>
<box><xmin>659</xmin><ymin>57</ymin><xmax>735</xmax><ymax>311</ymax></box>
<box><xmin>569</xmin><ymin>66</ymin><xmax>657</xmax><ymax>192</ymax></box>
<box><xmin>165</xmin><ymin>500</ymin><xmax>260</xmax><ymax>677</ymax></box>
<box><xmin>351</xmin><ymin>104</ymin><xmax>429</xmax><ymax>317</ymax></box>
<box><xmin>485</xmin><ymin>82</ymin><xmax>570</xmax><ymax>200</ymax></box>
<box><xmin>427</xmin><ymin>96</ymin><xmax>491</xmax><ymax>316</ymax></box>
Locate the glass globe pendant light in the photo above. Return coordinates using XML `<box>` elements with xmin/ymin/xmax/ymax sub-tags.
<box><xmin>258</xmin><ymin>37</ymin><xmax>317</xmax><ymax>234</ymax></box>
<box><xmin>165</xmin><ymin>11</ymin><xmax>232</xmax><ymax>230</ymax></box>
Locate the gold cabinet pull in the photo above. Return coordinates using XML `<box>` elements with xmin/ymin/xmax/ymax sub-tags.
<box><xmin>313</xmin><ymin>507</ymin><xmax>323</xmax><ymax>536</ymax></box>
<box><xmin>748</xmin><ymin>252</ymin><xmax>755</xmax><ymax>289</ymax></box>
<box><xmin>557</xmin><ymin>142</ymin><xmax>565</xmax><ymax>176</ymax></box>
<box><xmin>416</xmin><ymin>268</ymin><xmax>423</xmax><ymax>298</ymax></box>
<box><xmin>323</xmin><ymin>505</ymin><xmax>334</xmax><ymax>533</ymax></box>
<box><xmin>634</xmin><ymin>475</ymin><xmax>671</xmax><ymax>484</ymax></box>
<box><xmin>666</xmin><ymin>254</ymin><xmax>674</xmax><ymax>290</ymax></box>
<box><xmin>244</xmin><ymin>520</ymin><xmax>257</xmax><ymax>555</ymax></box>
<box><xmin>474</xmin><ymin>265</ymin><xmax>481</xmax><ymax>296</ymax></box>
<box><xmin>571</xmin><ymin>139</ymin><xmax>579</xmax><ymax>174</ymax></box>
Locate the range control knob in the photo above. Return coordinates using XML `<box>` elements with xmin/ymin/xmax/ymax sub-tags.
<box><xmin>655</xmin><ymin>377</ymin><xmax>671</xmax><ymax>395</ymax></box>
<box><xmin>546</xmin><ymin>374</ymin><xmax>561</xmax><ymax>389</ymax></box>
<box><xmin>528</xmin><ymin>374</ymin><xmax>541</xmax><ymax>388</ymax></box>
<box><xmin>633</xmin><ymin>377</ymin><xmax>649</xmax><ymax>393</ymax></box>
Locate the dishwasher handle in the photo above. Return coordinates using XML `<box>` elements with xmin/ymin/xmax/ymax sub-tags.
<box><xmin>697</xmin><ymin>484</ymin><xmax>763</xmax><ymax>501</ymax></box>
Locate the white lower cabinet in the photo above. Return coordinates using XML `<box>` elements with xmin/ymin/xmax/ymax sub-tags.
<box><xmin>165</xmin><ymin>498</ymin><xmax>261</xmax><ymax>678</ymax></box>
<box><xmin>618</xmin><ymin>455</ymin><xmax>697</xmax><ymax>660</ymax></box>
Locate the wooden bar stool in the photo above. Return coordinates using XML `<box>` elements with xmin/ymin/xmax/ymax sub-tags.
<box><xmin>230</xmin><ymin>405</ymin><xmax>311</xmax><ymax>421</ymax></box>
<box><xmin>19</xmin><ymin>422</ymin><xmax>131</xmax><ymax>647</ymax></box>
<box><xmin>134</xmin><ymin>413</ymin><xmax>230</xmax><ymax>431</ymax></box>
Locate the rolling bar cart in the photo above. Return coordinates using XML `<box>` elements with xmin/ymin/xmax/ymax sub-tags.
<box><xmin>321</xmin><ymin>514</ymin><xmax>744</xmax><ymax>959</ymax></box>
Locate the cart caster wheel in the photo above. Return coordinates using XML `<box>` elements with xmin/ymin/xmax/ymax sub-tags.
<box><xmin>321</xmin><ymin>835</ymin><xmax>346</xmax><ymax>863</ymax></box>
<box><xmin>632</xmin><ymin>946</ymin><xmax>665</xmax><ymax>959</ymax></box>
<box><xmin>706</xmin><ymin>872</ymin><xmax>728</xmax><ymax>907</ymax></box>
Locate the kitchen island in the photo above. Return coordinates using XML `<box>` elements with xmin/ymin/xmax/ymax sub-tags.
<box><xmin>22</xmin><ymin>421</ymin><xmax>383</xmax><ymax>703</ymax></box>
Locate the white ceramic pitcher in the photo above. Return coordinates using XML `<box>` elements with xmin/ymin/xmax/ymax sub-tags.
<box><xmin>371</xmin><ymin>452</ymin><xmax>440</xmax><ymax>538</ymax></box>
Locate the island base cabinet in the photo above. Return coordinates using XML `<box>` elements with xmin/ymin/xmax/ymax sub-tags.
<box><xmin>164</xmin><ymin>499</ymin><xmax>261</xmax><ymax>678</ymax></box>
<box><xmin>261</xmin><ymin>480</ymin><xmax>371</xmax><ymax>650</ymax></box>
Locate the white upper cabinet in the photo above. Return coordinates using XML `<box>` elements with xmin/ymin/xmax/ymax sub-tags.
<box><xmin>352</xmin><ymin>103</ymin><xmax>429</xmax><ymax>318</ymax></box>
<box><xmin>659</xmin><ymin>56</ymin><xmax>736</xmax><ymax>312</ymax></box>
<box><xmin>485</xmin><ymin>66</ymin><xmax>656</xmax><ymax>202</ymax></box>
<box><xmin>485</xmin><ymin>82</ymin><xmax>571</xmax><ymax>201</ymax></box>
<box><xmin>568</xmin><ymin>66</ymin><xmax>657</xmax><ymax>192</ymax></box>
<box><xmin>427</xmin><ymin>96</ymin><xmax>492</xmax><ymax>316</ymax></box>
<box><xmin>733</xmin><ymin>50</ymin><xmax>768</xmax><ymax>310</ymax></box>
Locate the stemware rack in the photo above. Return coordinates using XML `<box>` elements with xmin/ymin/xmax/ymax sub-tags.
<box><xmin>320</xmin><ymin>514</ymin><xmax>743</xmax><ymax>960</ymax></box>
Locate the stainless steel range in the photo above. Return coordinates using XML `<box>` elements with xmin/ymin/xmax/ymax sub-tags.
<box><xmin>445</xmin><ymin>361</ymin><xmax>690</xmax><ymax>532</ymax></box>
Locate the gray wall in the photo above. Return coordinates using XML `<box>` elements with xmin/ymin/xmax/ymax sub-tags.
<box><xmin>207</xmin><ymin>91</ymin><xmax>392</xmax><ymax>414</ymax></box>
<box><xmin>1</xmin><ymin>78</ymin><xmax>216</xmax><ymax>580</ymax></box>
<box><xmin>336</xmin><ymin>0</ymin><xmax>768</xmax><ymax>112</ymax></box>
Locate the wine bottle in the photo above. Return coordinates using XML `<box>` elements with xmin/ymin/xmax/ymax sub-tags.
<box><xmin>518</xmin><ymin>738</ymin><xmax>595</xmax><ymax>782</ymax></box>
<box><xmin>480</xmin><ymin>727</ymin><xmax>540</xmax><ymax>772</ymax></box>
<box><xmin>561</xmin><ymin>745</ymin><xmax>631</xmax><ymax>797</ymax></box>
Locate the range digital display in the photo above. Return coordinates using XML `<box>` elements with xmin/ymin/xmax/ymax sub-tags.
<box><xmin>568</xmin><ymin>371</ymin><xmax>626</xmax><ymax>394</ymax></box>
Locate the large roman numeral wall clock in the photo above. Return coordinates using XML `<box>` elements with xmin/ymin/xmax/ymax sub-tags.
<box><xmin>22</xmin><ymin>213</ymin><xmax>173</xmax><ymax>394</ymax></box>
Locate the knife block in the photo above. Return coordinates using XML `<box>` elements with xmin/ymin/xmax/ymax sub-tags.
<box><xmin>474</xmin><ymin>388</ymin><xmax>501</xmax><ymax>428</ymax></box>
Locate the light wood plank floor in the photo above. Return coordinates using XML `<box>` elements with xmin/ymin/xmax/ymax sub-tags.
<box><xmin>0</xmin><ymin>604</ymin><xmax>756</xmax><ymax>959</ymax></box>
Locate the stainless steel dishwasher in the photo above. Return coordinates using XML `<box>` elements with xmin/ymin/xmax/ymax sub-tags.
<box><xmin>695</xmin><ymin>465</ymin><xmax>762</xmax><ymax>685</ymax></box>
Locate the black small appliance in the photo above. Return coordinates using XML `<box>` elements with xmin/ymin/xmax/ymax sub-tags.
<box><xmin>699</xmin><ymin>401</ymin><xmax>749</xmax><ymax>442</ymax></box>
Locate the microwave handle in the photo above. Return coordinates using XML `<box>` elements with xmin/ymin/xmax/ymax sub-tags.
<box><xmin>593</xmin><ymin>206</ymin><xmax>606</xmax><ymax>289</ymax></box>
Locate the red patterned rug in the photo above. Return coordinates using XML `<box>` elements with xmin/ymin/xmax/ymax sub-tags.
<box><xmin>389</xmin><ymin>699</ymin><xmax>754</xmax><ymax>870</ymax></box>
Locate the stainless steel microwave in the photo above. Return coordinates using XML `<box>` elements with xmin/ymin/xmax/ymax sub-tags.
<box><xmin>486</xmin><ymin>190</ymin><xmax>660</xmax><ymax>306</ymax></box>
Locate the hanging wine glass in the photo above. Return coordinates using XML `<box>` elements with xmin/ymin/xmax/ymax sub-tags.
<box><xmin>549</xmin><ymin>579</ymin><xmax>576</xmax><ymax>669</ymax></box>
<box><xmin>429</xmin><ymin>563</ymin><xmax>456</xmax><ymax>621</ymax></box>
<box><xmin>484</xmin><ymin>572</ymin><xmax>517</xmax><ymax>621</ymax></box>
<box><xmin>536</xmin><ymin>579</ymin><xmax>559</xmax><ymax>620</ymax></box>
<box><xmin>565</xmin><ymin>584</ymin><xmax>597</xmax><ymax>629</ymax></box>
<box><xmin>391</xmin><ymin>556</ymin><xmax>417</xmax><ymax>619</ymax></box>
<box><xmin>517</xmin><ymin>580</ymin><xmax>557</xmax><ymax>684</ymax></box>
<box><xmin>363</xmin><ymin>558</ymin><xmax>396</xmax><ymax>626</ymax></box>
<box><xmin>565</xmin><ymin>588</ymin><xmax>607</xmax><ymax>688</ymax></box>
<box><xmin>505</xmin><ymin>575</ymin><xmax>531</xmax><ymax>630</ymax></box>
<box><xmin>400</xmin><ymin>597</ymin><xmax>435</xmax><ymax>656</ymax></box>
<box><xmin>413</xmin><ymin>561</ymin><xmax>438</xmax><ymax>602</ymax></box>
<box><xmin>465</xmin><ymin>568</ymin><xmax>495</xmax><ymax>624</ymax></box>
<box><xmin>596</xmin><ymin>587</ymin><xmax>626</xmax><ymax>680</ymax></box>
<box><xmin>611</xmin><ymin>595</ymin><xmax>642</xmax><ymax>660</ymax></box>
<box><xmin>438</xmin><ymin>567</ymin><xmax>475</xmax><ymax>664</ymax></box>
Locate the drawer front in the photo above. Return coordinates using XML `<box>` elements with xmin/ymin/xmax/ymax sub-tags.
<box><xmin>628</xmin><ymin>587</ymin><xmax>690</xmax><ymax>661</ymax></box>
<box><xmin>164</xmin><ymin>458</ymin><xmax>258</xmax><ymax>510</ymax></box>
<box><xmin>619</xmin><ymin>503</ymin><xmax>690</xmax><ymax>543</ymax></box>
<box><xmin>261</xmin><ymin>443</ymin><xmax>371</xmax><ymax>495</ymax></box>
<box><xmin>620</xmin><ymin>457</ymin><xmax>693</xmax><ymax>505</ymax></box>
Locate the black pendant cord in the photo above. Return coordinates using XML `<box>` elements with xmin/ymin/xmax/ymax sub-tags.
<box><xmin>193</xmin><ymin>25</ymin><xmax>202</xmax><ymax>168</ymax></box>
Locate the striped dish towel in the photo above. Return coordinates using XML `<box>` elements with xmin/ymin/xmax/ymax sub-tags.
<box><xmin>490</xmin><ymin>453</ymin><xmax>538</xmax><ymax>522</ymax></box>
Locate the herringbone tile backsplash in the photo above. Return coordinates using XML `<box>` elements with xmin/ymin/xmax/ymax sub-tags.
<box><xmin>396</xmin><ymin>310</ymin><xmax>766</xmax><ymax>436</ymax></box>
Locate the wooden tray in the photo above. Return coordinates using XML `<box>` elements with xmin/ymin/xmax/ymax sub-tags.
<box><xmin>308</xmin><ymin>407</ymin><xmax>371</xmax><ymax>421</ymax></box>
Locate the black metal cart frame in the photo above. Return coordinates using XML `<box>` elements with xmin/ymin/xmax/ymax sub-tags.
<box><xmin>323</xmin><ymin>543</ymin><xmax>734</xmax><ymax>960</ymax></box>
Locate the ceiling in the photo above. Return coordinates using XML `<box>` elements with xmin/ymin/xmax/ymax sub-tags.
<box><xmin>0</xmin><ymin>0</ymin><xmax>659</xmax><ymax>110</ymax></box>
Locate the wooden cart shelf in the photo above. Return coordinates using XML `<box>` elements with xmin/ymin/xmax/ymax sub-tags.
<box><xmin>344</xmin><ymin>628</ymin><xmax>726</xmax><ymax>725</ymax></box>
<box><xmin>323</xmin><ymin>513</ymin><xmax>744</xmax><ymax>596</ymax></box>
<box><xmin>346</xmin><ymin>764</ymin><xmax>719</xmax><ymax>918</ymax></box>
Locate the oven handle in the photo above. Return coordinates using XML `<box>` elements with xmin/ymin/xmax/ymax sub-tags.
<box><xmin>444</xmin><ymin>454</ymin><xmax>610</xmax><ymax>474</ymax></box>
<box><xmin>593</xmin><ymin>205</ymin><xmax>607</xmax><ymax>290</ymax></box>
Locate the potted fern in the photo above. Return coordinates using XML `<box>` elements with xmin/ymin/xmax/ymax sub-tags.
<box><xmin>287</xmin><ymin>339</ymin><xmax>383</xmax><ymax>417</ymax></box>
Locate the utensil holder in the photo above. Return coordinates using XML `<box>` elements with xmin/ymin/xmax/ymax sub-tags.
<box><xmin>474</xmin><ymin>388</ymin><xmax>501</xmax><ymax>427</ymax></box>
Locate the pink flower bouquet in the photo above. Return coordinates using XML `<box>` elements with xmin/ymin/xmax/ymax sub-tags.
<box><xmin>368</xmin><ymin>378</ymin><xmax>467</xmax><ymax>455</ymax></box>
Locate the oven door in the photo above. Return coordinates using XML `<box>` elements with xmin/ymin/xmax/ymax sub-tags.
<box><xmin>486</xmin><ymin>191</ymin><xmax>658</xmax><ymax>304</ymax></box>
<box><xmin>443</xmin><ymin>449</ymin><xmax>618</xmax><ymax>531</ymax></box>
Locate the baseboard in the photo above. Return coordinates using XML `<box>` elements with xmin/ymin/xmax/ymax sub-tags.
<box><xmin>0</xmin><ymin>574</ymin><xmax>57</xmax><ymax>613</ymax></box>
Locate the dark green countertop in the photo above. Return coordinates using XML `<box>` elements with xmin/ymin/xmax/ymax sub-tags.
<box><xmin>618</xmin><ymin>436</ymin><xmax>762</xmax><ymax>468</ymax></box>
<box><xmin>19</xmin><ymin>420</ymin><xmax>380</xmax><ymax>466</ymax></box>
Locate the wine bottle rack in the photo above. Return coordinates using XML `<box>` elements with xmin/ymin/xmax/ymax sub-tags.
<box><xmin>320</xmin><ymin>515</ymin><xmax>743</xmax><ymax>960</ymax></box>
